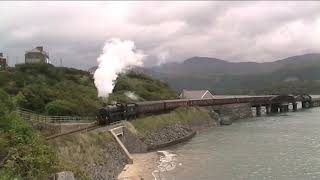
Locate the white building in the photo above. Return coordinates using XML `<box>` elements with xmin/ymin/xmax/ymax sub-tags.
<box><xmin>179</xmin><ymin>89</ymin><xmax>214</xmax><ymax>99</ymax></box>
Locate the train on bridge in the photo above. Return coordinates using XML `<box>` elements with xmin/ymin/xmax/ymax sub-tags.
<box><xmin>96</xmin><ymin>94</ymin><xmax>314</xmax><ymax>125</ymax></box>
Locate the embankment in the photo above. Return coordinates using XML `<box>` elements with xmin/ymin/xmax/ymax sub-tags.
<box><xmin>130</xmin><ymin>107</ymin><xmax>219</xmax><ymax>151</ymax></box>
<box><xmin>128</xmin><ymin>104</ymin><xmax>252</xmax><ymax>151</ymax></box>
<box><xmin>49</xmin><ymin>130</ymin><xmax>129</xmax><ymax>180</ymax></box>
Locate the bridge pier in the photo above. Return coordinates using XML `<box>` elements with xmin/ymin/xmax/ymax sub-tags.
<box><xmin>292</xmin><ymin>103</ymin><xmax>297</xmax><ymax>111</ymax></box>
<box><xmin>271</xmin><ymin>104</ymin><xmax>279</xmax><ymax>113</ymax></box>
<box><xmin>279</xmin><ymin>104</ymin><xmax>289</xmax><ymax>113</ymax></box>
<box><xmin>256</xmin><ymin>105</ymin><xmax>262</xmax><ymax>116</ymax></box>
<box><xmin>302</xmin><ymin>101</ymin><xmax>311</xmax><ymax>109</ymax></box>
<box><xmin>265</xmin><ymin>104</ymin><xmax>271</xmax><ymax>114</ymax></box>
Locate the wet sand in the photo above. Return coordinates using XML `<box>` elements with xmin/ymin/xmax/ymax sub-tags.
<box><xmin>118</xmin><ymin>152</ymin><xmax>158</xmax><ymax>180</ymax></box>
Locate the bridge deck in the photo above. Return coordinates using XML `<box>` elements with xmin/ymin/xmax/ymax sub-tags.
<box><xmin>200</xmin><ymin>94</ymin><xmax>319</xmax><ymax>106</ymax></box>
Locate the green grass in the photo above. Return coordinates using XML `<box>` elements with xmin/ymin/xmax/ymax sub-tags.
<box><xmin>49</xmin><ymin>131</ymin><xmax>117</xmax><ymax>179</ymax></box>
<box><xmin>131</xmin><ymin>107</ymin><xmax>213</xmax><ymax>135</ymax></box>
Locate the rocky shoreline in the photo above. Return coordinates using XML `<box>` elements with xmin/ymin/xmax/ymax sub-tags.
<box><xmin>143</xmin><ymin>124</ymin><xmax>194</xmax><ymax>149</ymax></box>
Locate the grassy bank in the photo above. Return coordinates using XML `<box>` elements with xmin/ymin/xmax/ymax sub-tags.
<box><xmin>49</xmin><ymin>130</ymin><xmax>128</xmax><ymax>180</ymax></box>
<box><xmin>132</xmin><ymin>107</ymin><xmax>217</xmax><ymax>135</ymax></box>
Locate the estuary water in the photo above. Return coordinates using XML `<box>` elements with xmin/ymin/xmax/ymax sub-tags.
<box><xmin>156</xmin><ymin>108</ymin><xmax>320</xmax><ymax>180</ymax></box>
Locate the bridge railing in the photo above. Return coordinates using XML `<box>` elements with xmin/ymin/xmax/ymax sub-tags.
<box><xmin>16</xmin><ymin>107</ymin><xmax>96</xmax><ymax>136</ymax></box>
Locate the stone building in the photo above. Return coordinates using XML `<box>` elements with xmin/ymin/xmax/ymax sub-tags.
<box><xmin>0</xmin><ymin>53</ymin><xmax>7</xmax><ymax>70</ymax></box>
<box><xmin>179</xmin><ymin>89</ymin><xmax>214</xmax><ymax>99</ymax></box>
<box><xmin>25</xmin><ymin>46</ymin><xmax>49</xmax><ymax>64</ymax></box>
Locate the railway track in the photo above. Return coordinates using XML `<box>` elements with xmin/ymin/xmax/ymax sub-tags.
<box><xmin>46</xmin><ymin>124</ymin><xmax>99</xmax><ymax>140</ymax></box>
<box><xmin>46</xmin><ymin>121</ymin><xmax>125</xmax><ymax>140</ymax></box>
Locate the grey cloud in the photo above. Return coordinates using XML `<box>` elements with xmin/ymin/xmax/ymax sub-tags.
<box><xmin>0</xmin><ymin>1</ymin><xmax>319</xmax><ymax>69</ymax></box>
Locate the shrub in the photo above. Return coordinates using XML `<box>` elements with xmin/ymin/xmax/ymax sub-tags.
<box><xmin>45</xmin><ymin>100</ymin><xmax>77</xmax><ymax>116</ymax></box>
<box><xmin>109</xmin><ymin>71</ymin><xmax>177</xmax><ymax>103</ymax></box>
<box><xmin>0</xmin><ymin>89</ymin><xmax>14</xmax><ymax>116</ymax></box>
<box><xmin>0</xmin><ymin>90</ymin><xmax>60</xmax><ymax>179</ymax></box>
<box><xmin>0</xmin><ymin>114</ymin><xmax>59</xmax><ymax>179</ymax></box>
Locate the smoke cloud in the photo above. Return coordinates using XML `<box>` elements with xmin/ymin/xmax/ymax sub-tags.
<box><xmin>94</xmin><ymin>38</ymin><xmax>145</xmax><ymax>97</ymax></box>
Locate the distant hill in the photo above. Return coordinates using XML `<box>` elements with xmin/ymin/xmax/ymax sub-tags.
<box><xmin>142</xmin><ymin>53</ymin><xmax>320</xmax><ymax>94</ymax></box>
<box><xmin>150</xmin><ymin>53</ymin><xmax>320</xmax><ymax>76</ymax></box>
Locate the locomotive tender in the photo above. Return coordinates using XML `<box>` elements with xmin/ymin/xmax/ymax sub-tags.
<box><xmin>96</xmin><ymin>95</ymin><xmax>274</xmax><ymax>125</ymax></box>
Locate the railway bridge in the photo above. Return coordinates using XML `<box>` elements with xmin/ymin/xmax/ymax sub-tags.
<box><xmin>212</xmin><ymin>94</ymin><xmax>318</xmax><ymax>116</ymax></box>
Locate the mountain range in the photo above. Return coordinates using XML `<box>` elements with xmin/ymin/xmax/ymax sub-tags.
<box><xmin>139</xmin><ymin>53</ymin><xmax>320</xmax><ymax>94</ymax></box>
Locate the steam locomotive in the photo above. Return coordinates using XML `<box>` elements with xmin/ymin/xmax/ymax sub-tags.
<box><xmin>96</xmin><ymin>103</ymin><xmax>137</xmax><ymax>125</ymax></box>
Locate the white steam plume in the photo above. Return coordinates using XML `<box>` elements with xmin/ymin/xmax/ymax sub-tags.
<box><xmin>94</xmin><ymin>38</ymin><xmax>145</xmax><ymax>97</ymax></box>
<box><xmin>156</xmin><ymin>50</ymin><xmax>170</xmax><ymax>66</ymax></box>
<box><xmin>124</xmin><ymin>91</ymin><xmax>139</xmax><ymax>101</ymax></box>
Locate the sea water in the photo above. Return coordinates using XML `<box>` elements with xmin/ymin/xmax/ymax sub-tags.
<box><xmin>153</xmin><ymin>108</ymin><xmax>320</xmax><ymax>180</ymax></box>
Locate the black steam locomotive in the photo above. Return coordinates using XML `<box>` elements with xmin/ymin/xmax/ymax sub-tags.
<box><xmin>96</xmin><ymin>103</ymin><xmax>137</xmax><ymax>125</ymax></box>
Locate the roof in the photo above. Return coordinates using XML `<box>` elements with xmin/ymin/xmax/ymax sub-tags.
<box><xmin>25</xmin><ymin>47</ymin><xmax>49</xmax><ymax>58</ymax></box>
<box><xmin>180</xmin><ymin>89</ymin><xmax>214</xmax><ymax>99</ymax></box>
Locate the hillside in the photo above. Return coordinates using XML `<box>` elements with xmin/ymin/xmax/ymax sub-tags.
<box><xmin>144</xmin><ymin>53</ymin><xmax>320</xmax><ymax>94</ymax></box>
<box><xmin>0</xmin><ymin>63</ymin><xmax>101</xmax><ymax>116</ymax></box>
<box><xmin>108</xmin><ymin>71</ymin><xmax>177</xmax><ymax>103</ymax></box>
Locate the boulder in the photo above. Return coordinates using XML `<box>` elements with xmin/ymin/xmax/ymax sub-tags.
<box><xmin>53</xmin><ymin>171</ymin><xmax>75</xmax><ymax>180</ymax></box>
<box><xmin>220</xmin><ymin>116</ymin><xmax>232</xmax><ymax>125</ymax></box>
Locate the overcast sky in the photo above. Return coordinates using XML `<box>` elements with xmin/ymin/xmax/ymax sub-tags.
<box><xmin>1</xmin><ymin>1</ymin><xmax>319</xmax><ymax>69</ymax></box>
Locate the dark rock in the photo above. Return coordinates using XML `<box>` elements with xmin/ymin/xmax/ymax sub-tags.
<box><xmin>53</xmin><ymin>171</ymin><xmax>75</xmax><ymax>180</ymax></box>
<box><xmin>220</xmin><ymin>116</ymin><xmax>233</xmax><ymax>125</ymax></box>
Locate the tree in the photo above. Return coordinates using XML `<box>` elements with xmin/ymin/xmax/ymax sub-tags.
<box><xmin>45</xmin><ymin>100</ymin><xmax>78</xmax><ymax>116</ymax></box>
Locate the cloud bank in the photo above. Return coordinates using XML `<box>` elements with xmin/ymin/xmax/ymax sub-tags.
<box><xmin>0</xmin><ymin>1</ymin><xmax>319</xmax><ymax>68</ymax></box>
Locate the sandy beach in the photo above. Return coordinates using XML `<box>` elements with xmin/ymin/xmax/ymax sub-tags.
<box><xmin>118</xmin><ymin>152</ymin><xmax>159</xmax><ymax>180</ymax></box>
